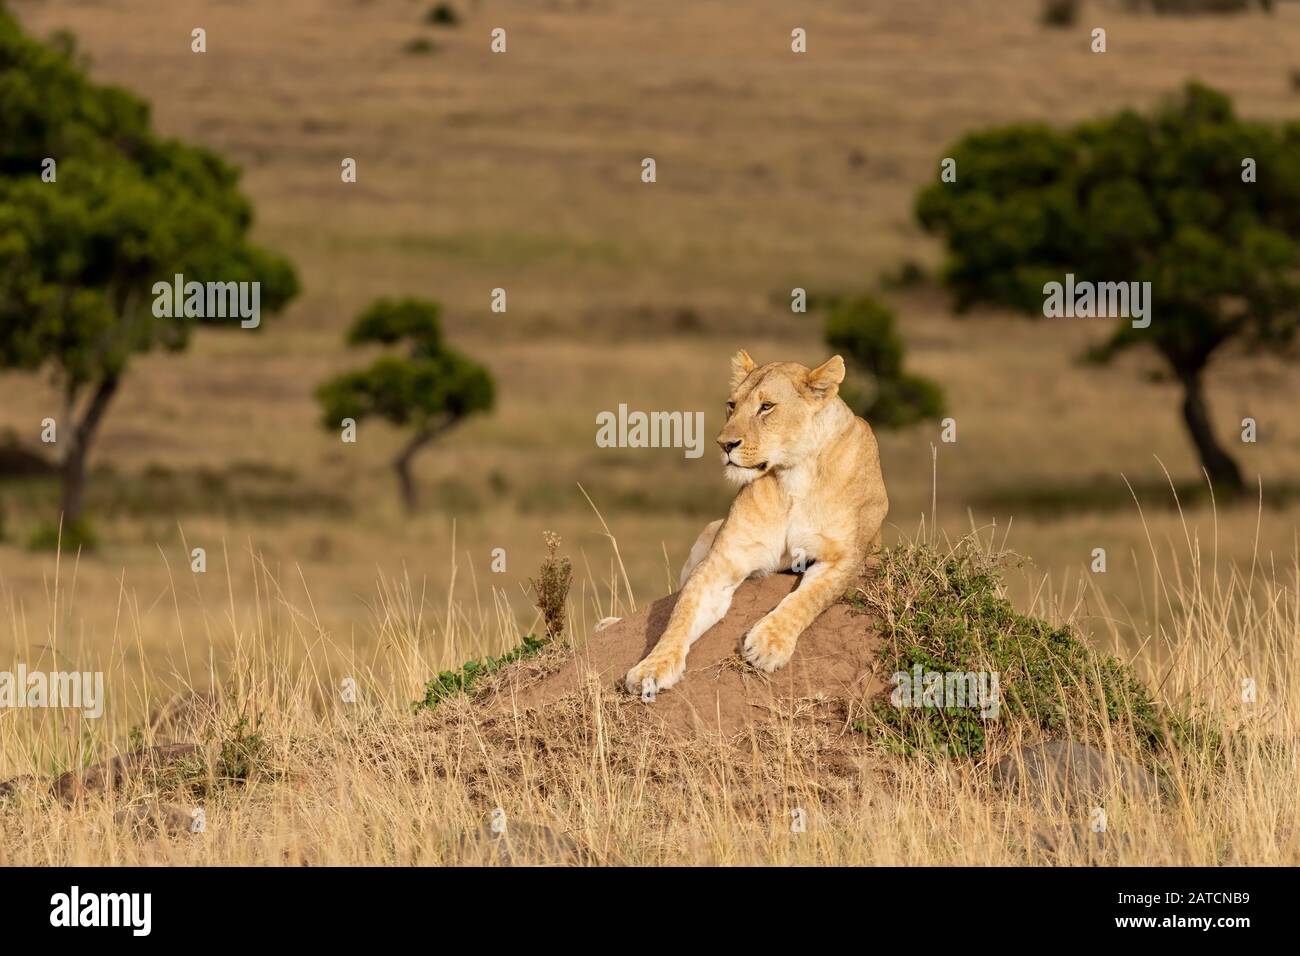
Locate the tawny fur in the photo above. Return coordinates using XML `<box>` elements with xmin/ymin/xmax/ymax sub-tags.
<box><xmin>625</xmin><ymin>349</ymin><xmax>889</xmax><ymax>696</ymax></box>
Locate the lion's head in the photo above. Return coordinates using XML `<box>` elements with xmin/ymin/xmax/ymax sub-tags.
<box><xmin>716</xmin><ymin>349</ymin><xmax>847</xmax><ymax>485</ymax></box>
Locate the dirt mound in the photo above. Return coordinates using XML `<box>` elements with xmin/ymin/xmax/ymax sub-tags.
<box><xmin>491</xmin><ymin>572</ymin><xmax>885</xmax><ymax>740</ymax></box>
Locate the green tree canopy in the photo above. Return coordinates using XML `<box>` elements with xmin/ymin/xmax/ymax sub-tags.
<box><xmin>317</xmin><ymin>298</ymin><xmax>494</xmax><ymax>511</ymax></box>
<box><xmin>824</xmin><ymin>296</ymin><xmax>944</xmax><ymax>428</ymax></box>
<box><xmin>0</xmin><ymin>12</ymin><xmax>298</xmax><ymax>526</ymax></box>
<box><xmin>916</xmin><ymin>82</ymin><xmax>1300</xmax><ymax>492</ymax></box>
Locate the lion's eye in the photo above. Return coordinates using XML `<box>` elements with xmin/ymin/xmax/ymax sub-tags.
<box><xmin>759</xmin><ymin>402</ymin><xmax>775</xmax><ymax>412</ymax></box>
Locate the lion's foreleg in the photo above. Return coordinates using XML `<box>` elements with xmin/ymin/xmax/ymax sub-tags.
<box><xmin>626</xmin><ymin>509</ymin><xmax>780</xmax><ymax>697</ymax></box>
<box><xmin>742</xmin><ymin>555</ymin><xmax>858</xmax><ymax>672</ymax></box>
<box><xmin>679</xmin><ymin>518</ymin><xmax>724</xmax><ymax>587</ymax></box>
<box><xmin>624</xmin><ymin>553</ymin><xmax>747</xmax><ymax>696</ymax></box>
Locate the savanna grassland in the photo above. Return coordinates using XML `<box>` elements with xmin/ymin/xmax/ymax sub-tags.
<box><xmin>1</xmin><ymin>0</ymin><xmax>1299</xmax><ymax>865</ymax></box>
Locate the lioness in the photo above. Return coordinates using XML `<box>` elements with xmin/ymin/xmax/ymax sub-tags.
<box><xmin>624</xmin><ymin>349</ymin><xmax>888</xmax><ymax>697</ymax></box>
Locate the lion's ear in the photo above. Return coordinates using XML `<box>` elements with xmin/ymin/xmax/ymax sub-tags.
<box><xmin>806</xmin><ymin>355</ymin><xmax>845</xmax><ymax>400</ymax></box>
<box><xmin>730</xmin><ymin>349</ymin><xmax>757</xmax><ymax>388</ymax></box>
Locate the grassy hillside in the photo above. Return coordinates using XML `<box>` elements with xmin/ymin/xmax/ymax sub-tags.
<box><xmin>1</xmin><ymin>533</ymin><xmax>1293</xmax><ymax>864</ymax></box>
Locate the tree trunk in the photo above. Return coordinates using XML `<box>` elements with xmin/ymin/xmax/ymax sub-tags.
<box><xmin>391</xmin><ymin>418</ymin><xmax>460</xmax><ymax>513</ymax></box>
<box><xmin>393</xmin><ymin>448</ymin><xmax>420</xmax><ymax>513</ymax></box>
<box><xmin>60</xmin><ymin>376</ymin><xmax>119</xmax><ymax>525</ymax></box>
<box><xmin>1178</xmin><ymin>370</ymin><xmax>1244</xmax><ymax>494</ymax></box>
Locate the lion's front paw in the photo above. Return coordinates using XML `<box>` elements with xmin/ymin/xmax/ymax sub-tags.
<box><xmin>742</xmin><ymin>619</ymin><xmax>796</xmax><ymax>673</ymax></box>
<box><xmin>624</xmin><ymin>651</ymin><xmax>686</xmax><ymax>699</ymax></box>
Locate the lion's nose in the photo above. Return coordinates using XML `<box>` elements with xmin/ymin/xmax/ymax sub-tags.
<box><xmin>719</xmin><ymin>438</ymin><xmax>742</xmax><ymax>454</ymax></box>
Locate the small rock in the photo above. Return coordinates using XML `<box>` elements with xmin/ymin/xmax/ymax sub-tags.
<box><xmin>53</xmin><ymin>743</ymin><xmax>201</xmax><ymax>803</ymax></box>
<box><xmin>115</xmin><ymin>802</ymin><xmax>199</xmax><ymax>838</ymax></box>
<box><xmin>993</xmin><ymin>740</ymin><xmax>1161</xmax><ymax>809</ymax></box>
<box><xmin>455</xmin><ymin>821</ymin><xmax>582</xmax><ymax>865</ymax></box>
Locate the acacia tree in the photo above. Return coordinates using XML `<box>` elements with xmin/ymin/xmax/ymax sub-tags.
<box><xmin>824</xmin><ymin>295</ymin><xmax>944</xmax><ymax>428</ymax></box>
<box><xmin>916</xmin><ymin>82</ymin><xmax>1300</xmax><ymax>493</ymax></box>
<box><xmin>316</xmin><ymin>298</ymin><xmax>494</xmax><ymax>512</ymax></box>
<box><xmin>0</xmin><ymin>13</ymin><xmax>298</xmax><ymax>526</ymax></box>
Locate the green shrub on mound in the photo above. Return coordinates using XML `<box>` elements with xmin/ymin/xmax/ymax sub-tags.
<box><xmin>414</xmin><ymin>633</ymin><xmax>549</xmax><ymax>711</ymax></box>
<box><xmin>850</xmin><ymin>542</ymin><xmax>1167</xmax><ymax>758</ymax></box>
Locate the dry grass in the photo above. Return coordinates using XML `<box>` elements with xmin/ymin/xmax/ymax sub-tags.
<box><xmin>0</xmin><ymin>503</ymin><xmax>1295</xmax><ymax>866</ymax></box>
